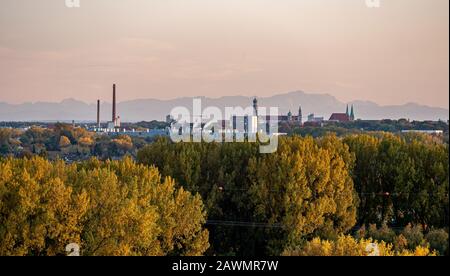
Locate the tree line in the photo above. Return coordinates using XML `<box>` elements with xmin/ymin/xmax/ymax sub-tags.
<box><xmin>0</xmin><ymin>132</ymin><xmax>448</xmax><ymax>255</ymax></box>
<box><xmin>137</xmin><ymin>133</ymin><xmax>448</xmax><ymax>256</ymax></box>
<box><xmin>0</xmin><ymin>123</ymin><xmax>154</xmax><ymax>160</ymax></box>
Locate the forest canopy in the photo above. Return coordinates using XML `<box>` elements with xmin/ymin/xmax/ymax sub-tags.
<box><xmin>0</xmin><ymin>132</ymin><xmax>448</xmax><ymax>256</ymax></box>
<box><xmin>0</xmin><ymin>157</ymin><xmax>209</xmax><ymax>256</ymax></box>
<box><xmin>137</xmin><ymin>133</ymin><xmax>448</xmax><ymax>256</ymax></box>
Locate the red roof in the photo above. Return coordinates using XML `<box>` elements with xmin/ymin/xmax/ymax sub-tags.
<box><xmin>329</xmin><ymin>113</ymin><xmax>350</xmax><ymax>122</ymax></box>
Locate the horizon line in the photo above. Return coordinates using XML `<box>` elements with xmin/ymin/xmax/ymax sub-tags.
<box><xmin>0</xmin><ymin>91</ymin><xmax>449</xmax><ymax>110</ymax></box>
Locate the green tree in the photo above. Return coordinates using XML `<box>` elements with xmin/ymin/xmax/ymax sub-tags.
<box><xmin>344</xmin><ymin>133</ymin><xmax>449</xmax><ymax>227</ymax></box>
<box><xmin>138</xmin><ymin>135</ymin><xmax>358</xmax><ymax>255</ymax></box>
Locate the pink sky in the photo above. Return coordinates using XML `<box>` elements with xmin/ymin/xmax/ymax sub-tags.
<box><xmin>0</xmin><ymin>0</ymin><xmax>448</xmax><ymax>108</ymax></box>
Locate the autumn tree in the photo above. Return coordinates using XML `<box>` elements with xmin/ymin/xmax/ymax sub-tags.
<box><xmin>0</xmin><ymin>156</ymin><xmax>209</xmax><ymax>256</ymax></box>
<box><xmin>0</xmin><ymin>157</ymin><xmax>88</xmax><ymax>255</ymax></box>
<box><xmin>137</xmin><ymin>135</ymin><xmax>358</xmax><ymax>255</ymax></box>
<box><xmin>78</xmin><ymin>136</ymin><xmax>94</xmax><ymax>147</ymax></box>
<box><xmin>247</xmin><ymin>135</ymin><xmax>357</xmax><ymax>254</ymax></box>
<box><xmin>344</xmin><ymin>133</ymin><xmax>449</xmax><ymax>227</ymax></box>
<box><xmin>282</xmin><ymin>235</ymin><xmax>437</xmax><ymax>256</ymax></box>
<box><xmin>59</xmin><ymin>135</ymin><xmax>71</xmax><ymax>148</ymax></box>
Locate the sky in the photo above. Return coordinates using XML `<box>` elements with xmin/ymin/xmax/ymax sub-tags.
<box><xmin>0</xmin><ymin>0</ymin><xmax>448</xmax><ymax>108</ymax></box>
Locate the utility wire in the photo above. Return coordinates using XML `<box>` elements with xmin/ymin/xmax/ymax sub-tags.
<box><xmin>205</xmin><ymin>220</ymin><xmax>407</xmax><ymax>230</ymax></box>
<box><xmin>214</xmin><ymin>186</ymin><xmax>402</xmax><ymax>196</ymax></box>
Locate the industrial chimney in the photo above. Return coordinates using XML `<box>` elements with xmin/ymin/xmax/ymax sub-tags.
<box><xmin>97</xmin><ymin>100</ymin><xmax>101</xmax><ymax>128</ymax></box>
<box><xmin>112</xmin><ymin>84</ymin><xmax>116</xmax><ymax>124</ymax></box>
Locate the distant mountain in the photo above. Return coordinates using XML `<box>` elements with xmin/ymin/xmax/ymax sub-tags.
<box><xmin>0</xmin><ymin>91</ymin><xmax>448</xmax><ymax>122</ymax></box>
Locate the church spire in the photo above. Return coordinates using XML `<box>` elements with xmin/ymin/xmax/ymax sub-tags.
<box><xmin>298</xmin><ymin>106</ymin><xmax>303</xmax><ymax>125</ymax></box>
<box><xmin>253</xmin><ymin>98</ymin><xmax>258</xmax><ymax>117</ymax></box>
<box><xmin>350</xmin><ymin>105</ymin><xmax>355</xmax><ymax>121</ymax></box>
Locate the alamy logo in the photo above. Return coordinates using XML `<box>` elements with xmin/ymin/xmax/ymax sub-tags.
<box><xmin>65</xmin><ymin>0</ymin><xmax>80</xmax><ymax>8</ymax></box>
<box><xmin>365</xmin><ymin>0</ymin><xmax>381</xmax><ymax>8</ymax></box>
<box><xmin>66</xmin><ymin>243</ymin><xmax>80</xmax><ymax>256</ymax></box>
<box><xmin>169</xmin><ymin>99</ymin><xmax>280</xmax><ymax>153</ymax></box>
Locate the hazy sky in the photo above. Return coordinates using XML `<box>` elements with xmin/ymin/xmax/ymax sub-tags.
<box><xmin>0</xmin><ymin>0</ymin><xmax>448</xmax><ymax>108</ymax></box>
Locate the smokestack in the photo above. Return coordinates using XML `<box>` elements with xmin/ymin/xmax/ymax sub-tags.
<box><xmin>112</xmin><ymin>84</ymin><xmax>116</xmax><ymax>123</ymax></box>
<box><xmin>97</xmin><ymin>100</ymin><xmax>100</xmax><ymax>128</ymax></box>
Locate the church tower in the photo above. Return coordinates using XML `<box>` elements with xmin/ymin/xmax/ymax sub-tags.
<box><xmin>350</xmin><ymin>105</ymin><xmax>355</xmax><ymax>121</ymax></box>
<box><xmin>253</xmin><ymin>98</ymin><xmax>258</xmax><ymax>117</ymax></box>
<box><xmin>298</xmin><ymin>106</ymin><xmax>303</xmax><ymax>125</ymax></box>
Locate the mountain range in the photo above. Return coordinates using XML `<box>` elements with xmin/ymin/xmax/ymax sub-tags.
<box><xmin>0</xmin><ymin>91</ymin><xmax>448</xmax><ymax>122</ymax></box>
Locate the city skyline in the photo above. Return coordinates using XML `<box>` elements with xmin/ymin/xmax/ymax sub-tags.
<box><xmin>1</xmin><ymin>89</ymin><xmax>448</xmax><ymax>122</ymax></box>
<box><xmin>0</xmin><ymin>1</ymin><xmax>448</xmax><ymax>261</ymax></box>
<box><xmin>0</xmin><ymin>0</ymin><xmax>448</xmax><ymax>108</ymax></box>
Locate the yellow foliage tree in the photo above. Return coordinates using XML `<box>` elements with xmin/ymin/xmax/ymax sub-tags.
<box><xmin>248</xmin><ymin>135</ymin><xmax>357</xmax><ymax>253</ymax></box>
<box><xmin>78</xmin><ymin>136</ymin><xmax>94</xmax><ymax>147</ymax></box>
<box><xmin>0</xmin><ymin>157</ymin><xmax>209</xmax><ymax>256</ymax></box>
<box><xmin>0</xmin><ymin>158</ymin><xmax>88</xmax><ymax>255</ymax></box>
<box><xmin>282</xmin><ymin>235</ymin><xmax>437</xmax><ymax>256</ymax></box>
<box><xmin>59</xmin><ymin>136</ymin><xmax>71</xmax><ymax>148</ymax></box>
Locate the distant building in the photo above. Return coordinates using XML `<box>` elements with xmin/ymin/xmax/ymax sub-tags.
<box><xmin>171</xmin><ymin>98</ymin><xmax>305</xmax><ymax>136</ymax></box>
<box><xmin>329</xmin><ymin>104</ymin><xmax>355</xmax><ymax>122</ymax></box>
<box><xmin>166</xmin><ymin>114</ymin><xmax>173</xmax><ymax>124</ymax></box>
<box><xmin>350</xmin><ymin>105</ymin><xmax>355</xmax><ymax>121</ymax></box>
<box><xmin>255</xmin><ymin>97</ymin><xmax>303</xmax><ymax>126</ymax></box>
<box><xmin>275</xmin><ymin>109</ymin><xmax>303</xmax><ymax>124</ymax></box>
<box><xmin>329</xmin><ymin>113</ymin><xmax>350</xmax><ymax>122</ymax></box>
<box><xmin>253</xmin><ymin>98</ymin><xmax>258</xmax><ymax>117</ymax></box>
<box><xmin>401</xmin><ymin>130</ymin><xmax>444</xmax><ymax>135</ymax></box>
<box><xmin>96</xmin><ymin>100</ymin><xmax>101</xmax><ymax>128</ymax></box>
<box><xmin>298</xmin><ymin>106</ymin><xmax>303</xmax><ymax>125</ymax></box>
<box><xmin>307</xmin><ymin>113</ymin><xmax>324</xmax><ymax>123</ymax></box>
<box><xmin>93</xmin><ymin>84</ymin><xmax>151</xmax><ymax>134</ymax></box>
<box><xmin>303</xmin><ymin>113</ymin><xmax>324</xmax><ymax>127</ymax></box>
<box><xmin>110</xmin><ymin>129</ymin><xmax>168</xmax><ymax>138</ymax></box>
<box><xmin>232</xmin><ymin>115</ymin><xmax>258</xmax><ymax>134</ymax></box>
<box><xmin>106</xmin><ymin>84</ymin><xmax>121</xmax><ymax>129</ymax></box>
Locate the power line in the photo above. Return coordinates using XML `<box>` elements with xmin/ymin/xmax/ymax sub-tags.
<box><xmin>205</xmin><ymin>220</ymin><xmax>408</xmax><ymax>230</ymax></box>
<box><xmin>214</xmin><ymin>186</ymin><xmax>403</xmax><ymax>197</ymax></box>
<box><xmin>206</xmin><ymin>220</ymin><xmax>283</xmax><ymax>228</ymax></box>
